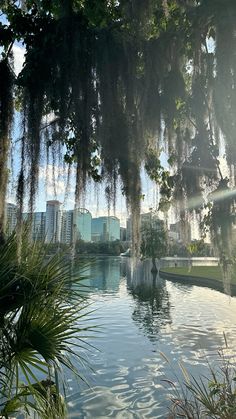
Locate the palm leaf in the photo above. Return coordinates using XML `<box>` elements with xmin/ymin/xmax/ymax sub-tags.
<box><xmin>0</xmin><ymin>231</ymin><xmax>96</xmax><ymax>418</ymax></box>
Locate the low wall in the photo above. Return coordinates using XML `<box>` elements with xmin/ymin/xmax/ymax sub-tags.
<box><xmin>160</xmin><ymin>257</ymin><xmax>219</xmax><ymax>268</ymax></box>
<box><xmin>159</xmin><ymin>270</ymin><xmax>236</xmax><ymax>297</ymax></box>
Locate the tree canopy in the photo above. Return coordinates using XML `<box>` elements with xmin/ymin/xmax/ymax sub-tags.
<box><xmin>1</xmin><ymin>0</ymin><xmax>236</xmax><ymax>269</ymax></box>
<box><xmin>141</xmin><ymin>219</ymin><xmax>167</xmax><ymax>272</ymax></box>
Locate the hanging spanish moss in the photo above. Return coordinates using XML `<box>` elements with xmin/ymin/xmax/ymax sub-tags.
<box><xmin>0</xmin><ymin>59</ymin><xmax>14</xmax><ymax>243</ymax></box>
<box><xmin>214</xmin><ymin>3</ymin><xmax>236</xmax><ymax>169</ymax></box>
<box><xmin>1</xmin><ymin>1</ymin><xmax>236</xmax><ymax>270</ymax></box>
<box><xmin>208</xmin><ymin>178</ymin><xmax>235</xmax><ymax>294</ymax></box>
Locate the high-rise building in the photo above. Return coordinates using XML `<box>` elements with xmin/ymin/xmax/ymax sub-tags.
<box><xmin>120</xmin><ymin>227</ymin><xmax>127</xmax><ymax>241</ymax></box>
<box><xmin>61</xmin><ymin>208</ymin><xmax>92</xmax><ymax>243</ymax></box>
<box><xmin>92</xmin><ymin>216</ymin><xmax>120</xmax><ymax>242</ymax></box>
<box><xmin>61</xmin><ymin>210</ymin><xmax>73</xmax><ymax>244</ymax></box>
<box><xmin>74</xmin><ymin>208</ymin><xmax>92</xmax><ymax>242</ymax></box>
<box><xmin>45</xmin><ymin>200</ymin><xmax>62</xmax><ymax>243</ymax></box>
<box><xmin>6</xmin><ymin>203</ymin><xmax>17</xmax><ymax>236</ymax></box>
<box><xmin>126</xmin><ymin>212</ymin><xmax>164</xmax><ymax>241</ymax></box>
<box><xmin>32</xmin><ymin>212</ymin><xmax>46</xmax><ymax>241</ymax></box>
<box><xmin>23</xmin><ymin>211</ymin><xmax>46</xmax><ymax>241</ymax></box>
<box><xmin>169</xmin><ymin>220</ymin><xmax>191</xmax><ymax>244</ymax></box>
<box><xmin>141</xmin><ymin>212</ymin><xmax>164</xmax><ymax>231</ymax></box>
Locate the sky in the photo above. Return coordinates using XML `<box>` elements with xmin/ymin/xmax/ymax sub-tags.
<box><xmin>7</xmin><ymin>41</ymin><xmax>229</xmax><ymax>232</ymax></box>
<box><xmin>3</xmin><ymin>9</ymin><xmax>232</xmax><ymax>239</ymax></box>
<box><xmin>7</xmin><ymin>44</ymin><xmax>163</xmax><ymax>227</ymax></box>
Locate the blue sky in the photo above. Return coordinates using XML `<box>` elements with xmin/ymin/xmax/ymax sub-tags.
<box><xmin>7</xmin><ymin>45</ymin><xmax>165</xmax><ymax>226</ymax></box>
<box><xmin>7</xmin><ymin>42</ymin><xmax>227</xmax><ymax>234</ymax></box>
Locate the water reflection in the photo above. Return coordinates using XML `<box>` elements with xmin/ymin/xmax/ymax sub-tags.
<box><xmin>70</xmin><ymin>257</ymin><xmax>236</xmax><ymax>418</ymax></box>
<box><xmin>126</xmin><ymin>260</ymin><xmax>172</xmax><ymax>342</ymax></box>
<box><xmin>170</xmin><ymin>281</ymin><xmax>194</xmax><ymax>294</ymax></box>
<box><xmin>78</xmin><ymin>256</ymin><xmax>122</xmax><ymax>292</ymax></box>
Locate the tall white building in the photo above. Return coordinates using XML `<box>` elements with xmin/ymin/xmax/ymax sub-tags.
<box><xmin>141</xmin><ymin>212</ymin><xmax>164</xmax><ymax>231</ymax></box>
<box><xmin>45</xmin><ymin>200</ymin><xmax>62</xmax><ymax>243</ymax></box>
<box><xmin>6</xmin><ymin>203</ymin><xmax>17</xmax><ymax>236</ymax></box>
<box><xmin>61</xmin><ymin>208</ymin><xmax>92</xmax><ymax>243</ymax></box>
<box><xmin>61</xmin><ymin>210</ymin><xmax>73</xmax><ymax>244</ymax></box>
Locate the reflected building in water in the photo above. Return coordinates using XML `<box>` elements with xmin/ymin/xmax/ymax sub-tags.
<box><xmin>79</xmin><ymin>257</ymin><xmax>122</xmax><ymax>293</ymax></box>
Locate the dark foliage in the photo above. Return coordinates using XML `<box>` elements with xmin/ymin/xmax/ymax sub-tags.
<box><xmin>0</xmin><ymin>1</ymin><xmax>236</xmax><ymax>265</ymax></box>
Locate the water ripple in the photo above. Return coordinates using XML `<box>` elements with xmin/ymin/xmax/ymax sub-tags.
<box><xmin>69</xmin><ymin>258</ymin><xmax>236</xmax><ymax>418</ymax></box>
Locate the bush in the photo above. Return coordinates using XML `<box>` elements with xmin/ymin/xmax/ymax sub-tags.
<box><xmin>0</xmin><ymin>231</ymin><xmax>92</xmax><ymax>418</ymax></box>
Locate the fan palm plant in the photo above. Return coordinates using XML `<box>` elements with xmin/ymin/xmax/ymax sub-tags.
<box><xmin>0</xmin><ymin>230</ymin><xmax>93</xmax><ymax>418</ymax></box>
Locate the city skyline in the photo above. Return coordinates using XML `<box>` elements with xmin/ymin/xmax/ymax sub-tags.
<box><xmin>6</xmin><ymin>199</ymin><xmax>126</xmax><ymax>224</ymax></box>
<box><xmin>5</xmin><ymin>201</ymin><xmax>122</xmax><ymax>244</ymax></box>
<box><xmin>6</xmin><ymin>178</ymin><xmax>160</xmax><ymax>229</ymax></box>
<box><xmin>6</xmin><ymin>201</ymin><xmax>192</xmax><ymax>245</ymax></box>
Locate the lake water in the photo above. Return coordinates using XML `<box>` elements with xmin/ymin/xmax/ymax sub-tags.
<box><xmin>67</xmin><ymin>257</ymin><xmax>236</xmax><ymax>418</ymax></box>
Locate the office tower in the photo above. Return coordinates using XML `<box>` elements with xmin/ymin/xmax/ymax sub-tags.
<box><xmin>6</xmin><ymin>203</ymin><xmax>17</xmax><ymax>236</ymax></box>
<box><xmin>141</xmin><ymin>212</ymin><xmax>164</xmax><ymax>231</ymax></box>
<box><xmin>32</xmin><ymin>212</ymin><xmax>46</xmax><ymax>241</ymax></box>
<box><xmin>91</xmin><ymin>216</ymin><xmax>120</xmax><ymax>242</ymax></box>
<box><xmin>23</xmin><ymin>211</ymin><xmax>46</xmax><ymax>241</ymax></box>
<box><xmin>74</xmin><ymin>208</ymin><xmax>92</xmax><ymax>242</ymax></box>
<box><xmin>169</xmin><ymin>220</ymin><xmax>191</xmax><ymax>244</ymax></box>
<box><xmin>126</xmin><ymin>212</ymin><xmax>164</xmax><ymax>242</ymax></box>
<box><xmin>61</xmin><ymin>210</ymin><xmax>73</xmax><ymax>244</ymax></box>
<box><xmin>45</xmin><ymin>200</ymin><xmax>62</xmax><ymax>243</ymax></box>
<box><xmin>61</xmin><ymin>208</ymin><xmax>92</xmax><ymax>243</ymax></box>
<box><xmin>120</xmin><ymin>227</ymin><xmax>127</xmax><ymax>241</ymax></box>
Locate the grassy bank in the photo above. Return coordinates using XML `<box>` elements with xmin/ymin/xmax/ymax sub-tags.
<box><xmin>161</xmin><ymin>266</ymin><xmax>236</xmax><ymax>285</ymax></box>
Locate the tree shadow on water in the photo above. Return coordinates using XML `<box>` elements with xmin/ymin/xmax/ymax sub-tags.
<box><xmin>126</xmin><ymin>261</ymin><xmax>172</xmax><ymax>342</ymax></box>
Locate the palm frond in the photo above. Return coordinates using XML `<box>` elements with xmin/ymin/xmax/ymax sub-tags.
<box><xmin>0</xmin><ymin>231</ymin><xmax>96</xmax><ymax>418</ymax></box>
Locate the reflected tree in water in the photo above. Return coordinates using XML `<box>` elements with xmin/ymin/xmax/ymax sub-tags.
<box><xmin>127</xmin><ymin>262</ymin><xmax>171</xmax><ymax>341</ymax></box>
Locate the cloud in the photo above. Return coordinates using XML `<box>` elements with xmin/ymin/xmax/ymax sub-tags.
<box><xmin>13</xmin><ymin>44</ymin><xmax>25</xmax><ymax>76</ymax></box>
<box><xmin>36</xmin><ymin>164</ymin><xmax>161</xmax><ymax>225</ymax></box>
<box><xmin>38</xmin><ymin>164</ymin><xmax>75</xmax><ymax>198</ymax></box>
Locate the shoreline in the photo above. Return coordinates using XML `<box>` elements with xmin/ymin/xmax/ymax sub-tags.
<box><xmin>159</xmin><ymin>269</ymin><xmax>236</xmax><ymax>297</ymax></box>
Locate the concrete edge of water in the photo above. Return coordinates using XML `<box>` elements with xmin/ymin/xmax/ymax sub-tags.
<box><xmin>159</xmin><ymin>270</ymin><xmax>236</xmax><ymax>297</ymax></box>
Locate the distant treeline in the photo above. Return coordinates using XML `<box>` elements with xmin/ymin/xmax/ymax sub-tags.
<box><xmin>45</xmin><ymin>240</ymin><xmax>129</xmax><ymax>256</ymax></box>
<box><xmin>168</xmin><ymin>241</ymin><xmax>214</xmax><ymax>258</ymax></box>
<box><xmin>45</xmin><ymin>240</ymin><xmax>213</xmax><ymax>257</ymax></box>
<box><xmin>76</xmin><ymin>240</ymin><xmax>129</xmax><ymax>255</ymax></box>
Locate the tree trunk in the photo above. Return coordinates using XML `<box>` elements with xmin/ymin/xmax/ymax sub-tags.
<box><xmin>151</xmin><ymin>257</ymin><xmax>158</xmax><ymax>273</ymax></box>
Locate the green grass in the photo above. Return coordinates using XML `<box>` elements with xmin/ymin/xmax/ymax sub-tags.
<box><xmin>161</xmin><ymin>266</ymin><xmax>236</xmax><ymax>285</ymax></box>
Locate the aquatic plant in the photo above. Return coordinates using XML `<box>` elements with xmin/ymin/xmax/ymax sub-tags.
<box><xmin>166</xmin><ymin>337</ymin><xmax>236</xmax><ymax>419</ymax></box>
